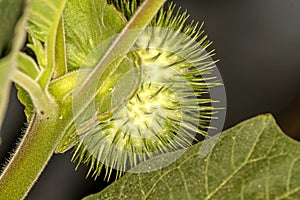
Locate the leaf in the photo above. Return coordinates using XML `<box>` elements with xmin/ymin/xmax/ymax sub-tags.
<box><xmin>83</xmin><ymin>115</ymin><xmax>300</xmax><ymax>200</ymax></box>
<box><xmin>26</xmin><ymin>35</ymin><xmax>47</xmax><ymax>68</ymax></box>
<box><xmin>0</xmin><ymin>0</ymin><xmax>24</xmax><ymax>57</ymax></box>
<box><xmin>63</xmin><ymin>0</ymin><xmax>126</xmax><ymax>71</ymax></box>
<box><xmin>26</xmin><ymin>0</ymin><xmax>67</xmax><ymax>90</ymax></box>
<box><xmin>17</xmin><ymin>52</ymin><xmax>40</xmax><ymax>79</ymax></box>
<box><xmin>0</xmin><ymin>0</ymin><xmax>27</xmax><ymax>130</ymax></box>
<box><xmin>15</xmin><ymin>52</ymin><xmax>40</xmax><ymax>121</ymax></box>
<box><xmin>27</xmin><ymin>0</ymin><xmax>66</xmax><ymax>42</ymax></box>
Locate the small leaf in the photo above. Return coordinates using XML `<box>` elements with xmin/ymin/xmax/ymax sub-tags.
<box><xmin>27</xmin><ymin>0</ymin><xmax>67</xmax><ymax>90</ymax></box>
<box><xmin>83</xmin><ymin>115</ymin><xmax>300</xmax><ymax>200</ymax></box>
<box><xmin>16</xmin><ymin>51</ymin><xmax>40</xmax><ymax>122</ymax></box>
<box><xmin>15</xmin><ymin>84</ymin><xmax>34</xmax><ymax>121</ymax></box>
<box><xmin>0</xmin><ymin>0</ymin><xmax>27</xmax><ymax>130</ymax></box>
<box><xmin>17</xmin><ymin>52</ymin><xmax>40</xmax><ymax>79</ymax></box>
<box><xmin>27</xmin><ymin>0</ymin><xmax>66</xmax><ymax>42</ymax></box>
<box><xmin>49</xmin><ymin>70</ymin><xmax>89</xmax><ymax>103</ymax></box>
<box><xmin>26</xmin><ymin>35</ymin><xmax>47</xmax><ymax>68</ymax></box>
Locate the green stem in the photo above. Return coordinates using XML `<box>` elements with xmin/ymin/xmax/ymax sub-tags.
<box><xmin>72</xmin><ymin>0</ymin><xmax>167</xmax><ymax>120</ymax></box>
<box><xmin>0</xmin><ymin>113</ymin><xmax>63</xmax><ymax>200</ymax></box>
<box><xmin>0</xmin><ymin>72</ymin><xmax>61</xmax><ymax>199</ymax></box>
<box><xmin>13</xmin><ymin>70</ymin><xmax>57</xmax><ymax>114</ymax></box>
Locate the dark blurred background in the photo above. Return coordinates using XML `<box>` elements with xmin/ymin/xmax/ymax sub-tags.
<box><xmin>1</xmin><ymin>0</ymin><xmax>300</xmax><ymax>199</ymax></box>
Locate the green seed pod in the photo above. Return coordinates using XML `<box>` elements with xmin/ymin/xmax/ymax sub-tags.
<box><xmin>53</xmin><ymin>1</ymin><xmax>225</xmax><ymax>180</ymax></box>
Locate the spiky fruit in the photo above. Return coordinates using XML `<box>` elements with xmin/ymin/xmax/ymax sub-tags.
<box><xmin>45</xmin><ymin>0</ymin><xmax>224</xmax><ymax>181</ymax></box>
<box><xmin>64</xmin><ymin>1</ymin><xmax>223</xmax><ymax>180</ymax></box>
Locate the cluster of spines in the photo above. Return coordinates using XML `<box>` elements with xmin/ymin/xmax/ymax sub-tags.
<box><xmin>71</xmin><ymin>0</ymin><xmax>220</xmax><ymax>180</ymax></box>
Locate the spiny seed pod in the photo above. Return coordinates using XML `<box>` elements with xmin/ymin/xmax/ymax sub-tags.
<box><xmin>53</xmin><ymin>1</ymin><xmax>224</xmax><ymax>180</ymax></box>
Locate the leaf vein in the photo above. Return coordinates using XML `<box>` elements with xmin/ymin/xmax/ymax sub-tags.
<box><xmin>177</xmin><ymin>167</ymin><xmax>191</xmax><ymax>200</ymax></box>
<box><xmin>205</xmin><ymin>118</ymin><xmax>271</xmax><ymax>199</ymax></box>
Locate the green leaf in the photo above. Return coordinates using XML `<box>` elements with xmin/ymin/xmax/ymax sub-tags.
<box><xmin>0</xmin><ymin>0</ymin><xmax>24</xmax><ymax>57</ymax></box>
<box><xmin>83</xmin><ymin>115</ymin><xmax>300</xmax><ymax>200</ymax></box>
<box><xmin>17</xmin><ymin>52</ymin><xmax>40</xmax><ymax>79</ymax></box>
<box><xmin>15</xmin><ymin>52</ymin><xmax>40</xmax><ymax>121</ymax></box>
<box><xmin>27</xmin><ymin>0</ymin><xmax>67</xmax><ymax>90</ymax></box>
<box><xmin>0</xmin><ymin>0</ymin><xmax>27</xmax><ymax>130</ymax></box>
<box><xmin>63</xmin><ymin>0</ymin><xmax>126</xmax><ymax>71</ymax></box>
<box><xmin>16</xmin><ymin>84</ymin><xmax>34</xmax><ymax>121</ymax></box>
<box><xmin>27</xmin><ymin>0</ymin><xmax>66</xmax><ymax>42</ymax></box>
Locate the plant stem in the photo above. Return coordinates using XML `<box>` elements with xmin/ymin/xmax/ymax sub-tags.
<box><xmin>0</xmin><ymin>113</ymin><xmax>62</xmax><ymax>200</ymax></box>
<box><xmin>13</xmin><ymin>71</ymin><xmax>57</xmax><ymax>114</ymax></box>
<box><xmin>0</xmin><ymin>74</ymin><xmax>61</xmax><ymax>200</ymax></box>
<box><xmin>72</xmin><ymin>0</ymin><xmax>167</xmax><ymax>121</ymax></box>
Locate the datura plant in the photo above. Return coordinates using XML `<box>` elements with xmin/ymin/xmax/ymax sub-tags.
<box><xmin>0</xmin><ymin>0</ymin><xmax>226</xmax><ymax>199</ymax></box>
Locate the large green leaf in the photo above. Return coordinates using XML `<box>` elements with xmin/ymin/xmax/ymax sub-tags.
<box><xmin>84</xmin><ymin>115</ymin><xmax>300</xmax><ymax>200</ymax></box>
<box><xmin>0</xmin><ymin>0</ymin><xmax>27</xmax><ymax>130</ymax></box>
<box><xmin>0</xmin><ymin>0</ymin><xmax>24</xmax><ymax>57</ymax></box>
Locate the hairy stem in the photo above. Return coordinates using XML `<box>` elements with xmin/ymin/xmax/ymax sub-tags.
<box><xmin>13</xmin><ymin>70</ymin><xmax>57</xmax><ymax>114</ymax></box>
<box><xmin>0</xmin><ymin>113</ymin><xmax>62</xmax><ymax>199</ymax></box>
<box><xmin>72</xmin><ymin>0</ymin><xmax>167</xmax><ymax>121</ymax></box>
